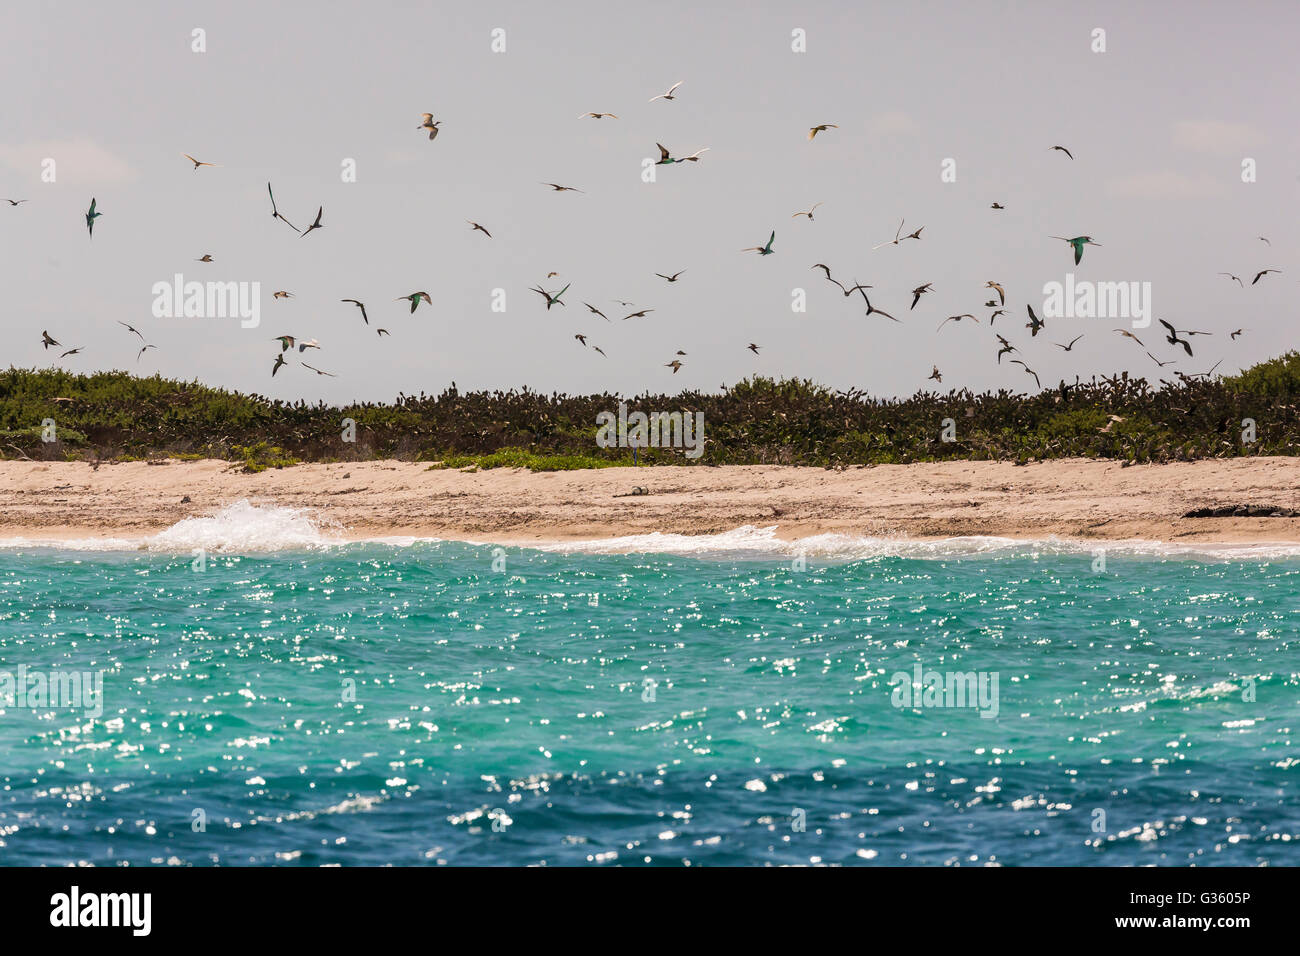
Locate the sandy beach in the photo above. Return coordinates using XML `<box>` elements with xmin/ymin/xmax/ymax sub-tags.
<box><xmin>1</xmin><ymin>457</ymin><xmax>1299</xmax><ymax>545</ymax></box>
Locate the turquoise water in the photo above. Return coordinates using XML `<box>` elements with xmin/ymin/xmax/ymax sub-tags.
<box><xmin>0</xmin><ymin>531</ymin><xmax>1296</xmax><ymax>866</ymax></box>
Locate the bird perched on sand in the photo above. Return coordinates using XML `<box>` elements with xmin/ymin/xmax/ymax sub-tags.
<box><xmin>418</xmin><ymin>114</ymin><xmax>441</xmax><ymax>140</ymax></box>
<box><xmin>741</xmin><ymin>231</ymin><xmax>775</xmax><ymax>255</ymax></box>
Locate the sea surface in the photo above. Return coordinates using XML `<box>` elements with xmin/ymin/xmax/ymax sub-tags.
<box><xmin>0</xmin><ymin>502</ymin><xmax>1296</xmax><ymax>866</ymax></box>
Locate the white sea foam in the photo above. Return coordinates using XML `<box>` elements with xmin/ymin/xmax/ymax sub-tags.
<box><xmin>0</xmin><ymin>507</ymin><xmax>1298</xmax><ymax>560</ymax></box>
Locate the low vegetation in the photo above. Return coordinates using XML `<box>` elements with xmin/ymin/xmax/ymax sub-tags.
<box><xmin>1</xmin><ymin>357</ymin><xmax>1298</xmax><ymax>468</ymax></box>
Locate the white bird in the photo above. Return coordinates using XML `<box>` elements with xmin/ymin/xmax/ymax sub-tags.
<box><xmin>649</xmin><ymin>81</ymin><xmax>683</xmax><ymax>102</ymax></box>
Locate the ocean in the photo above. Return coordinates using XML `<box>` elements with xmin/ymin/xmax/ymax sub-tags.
<box><xmin>0</xmin><ymin>502</ymin><xmax>1295</xmax><ymax>866</ymax></box>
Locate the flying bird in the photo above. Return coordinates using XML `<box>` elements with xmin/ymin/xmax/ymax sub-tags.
<box><xmin>84</xmin><ymin>197</ymin><xmax>102</xmax><ymax>237</ymax></box>
<box><xmin>1113</xmin><ymin>329</ymin><xmax>1145</xmax><ymax>347</ymax></box>
<box><xmin>808</xmin><ymin>124</ymin><xmax>839</xmax><ymax>140</ymax></box>
<box><xmin>792</xmin><ymin>202</ymin><xmax>824</xmax><ymax>220</ymax></box>
<box><xmin>988</xmin><ymin>309</ymin><xmax>1007</xmax><ymax>325</ymax></box>
<box><xmin>299</xmin><ymin>206</ymin><xmax>323</xmax><ymax>238</ymax></box>
<box><xmin>1252</xmin><ymin>269</ymin><xmax>1281</xmax><ymax>285</ymax></box>
<box><xmin>531</xmin><ymin>284</ymin><xmax>570</xmax><ymax>310</ymax></box>
<box><xmin>649</xmin><ymin>82</ymin><xmax>683</xmax><ymax>102</ymax></box>
<box><xmin>1219</xmin><ymin>273</ymin><xmax>1243</xmax><ymax>287</ymax></box>
<box><xmin>1025</xmin><ymin>305</ymin><xmax>1045</xmax><ymax>336</ymax></box>
<box><xmin>2</xmin><ymin>198</ymin><xmax>28</xmax><ymax>206</ymax></box>
<box><xmin>273</xmin><ymin>290</ymin><xmax>294</xmax><ymax>299</ymax></box>
<box><xmin>910</xmin><ymin>283</ymin><xmax>933</xmax><ymax>310</ymax></box>
<box><xmin>1049</xmin><ymin>145</ymin><xmax>1074</xmax><ymax>159</ymax></box>
<box><xmin>117</xmin><ymin>321</ymin><xmax>145</xmax><ymax>341</ymax></box>
<box><xmin>748</xmin><ymin>343</ymin><xmax>761</xmax><ymax>354</ymax></box>
<box><xmin>467</xmin><ymin>221</ymin><xmax>491</xmax><ymax>238</ymax></box>
<box><xmin>578</xmin><ymin>111</ymin><xmax>619</xmax><ymax>119</ymax></box>
<box><xmin>937</xmin><ymin>314</ymin><xmax>977</xmax><ymax>331</ymax></box>
<box><xmin>1145</xmin><ymin>351</ymin><xmax>1174</xmax><ymax>367</ymax></box>
<box><xmin>574</xmin><ymin>334</ymin><xmax>588</xmax><ymax>346</ymax></box>
<box><xmin>137</xmin><ymin>344</ymin><xmax>157</xmax><ymax>362</ymax></box>
<box><xmin>267</xmin><ymin>183</ymin><xmax>299</xmax><ymax>232</ymax></box>
<box><xmin>655</xmin><ymin>270</ymin><xmax>686</xmax><ymax>282</ymax></box>
<box><xmin>302</xmin><ymin>362</ymin><xmax>334</xmax><ymax>376</ymax></box>
<box><xmin>182</xmin><ymin>154</ymin><xmax>220</xmax><ymax>170</ymax></box>
<box><xmin>741</xmin><ymin>231</ymin><xmax>776</xmax><ymax>255</ymax></box>
<box><xmin>541</xmin><ymin>182</ymin><xmax>584</xmax><ymax>193</ymax></box>
<box><xmin>872</xmin><ymin>219</ymin><xmax>923</xmax><ymax>250</ymax></box>
<box><xmin>985</xmin><ymin>281</ymin><xmax>1005</xmax><ymax>306</ymax></box>
<box><xmin>996</xmin><ymin>335</ymin><xmax>1017</xmax><ymax>363</ymax></box>
<box><xmin>928</xmin><ymin>366</ymin><xmax>942</xmax><ymax>383</ymax></box>
<box><xmin>1050</xmin><ymin>235</ymin><xmax>1101</xmax><ymax>265</ymax></box>
<box><xmin>623</xmin><ymin>309</ymin><xmax>655</xmax><ymax>320</ymax></box>
<box><xmin>41</xmin><ymin>330</ymin><xmax>60</xmax><ymax>350</ymax></box>
<box><xmin>990</xmin><ymin>202</ymin><xmax>1004</xmax><ymax>210</ymax></box>
<box><xmin>1230</xmin><ymin>328</ymin><xmax>1247</xmax><ymax>340</ymax></box>
<box><xmin>196</xmin><ymin>254</ymin><xmax>214</xmax><ymax>262</ymax></box>
<box><xmin>341</xmin><ymin>299</ymin><xmax>369</xmax><ymax>324</ymax></box>
<box><xmin>1056</xmin><ymin>334</ymin><xmax>1084</xmax><ymax>351</ymax></box>
<box><xmin>418</xmin><ymin>114</ymin><xmax>441</xmax><ymax>140</ymax></box>
<box><xmin>665</xmin><ymin>360</ymin><xmax>683</xmax><ymax>373</ymax></box>
<box><xmin>1010</xmin><ymin>360</ymin><xmax>1041</xmax><ymax>389</ymax></box>
<box><xmin>273</xmin><ymin>335</ymin><xmax>298</xmax><ymax>352</ymax></box>
<box><xmin>59</xmin><ymin>347</ymin><xmax>83</xmax><ymax>359</ymax></box>
<box><xmin>272</xmin><ymin>354</ymin><xmax>287</xmax><ymax>376</ymax></box>
<box><xmin>860</xmin><ymin>292</ymin><xmax>899</xmax><ymax>322</ymax></box>
<box><xmin>1159</xmin><ymin>319</ymin><xmax>1196</xmax><ymax>356</ymax></box>
<box><xmin>397</xmin><ymin>292</ymin><xmax>432</xmax><ymax>313</ymax></box>
<box><xmin>584</xmin><ymin>302</ymin><xmax>610</xmax><ymax>322</ymax></box>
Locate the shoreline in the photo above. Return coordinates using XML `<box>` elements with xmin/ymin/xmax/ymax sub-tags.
<box><xmin>2</xmin><ymin>458</ymin><xmax>1300</xmax><ymax>546</ymax></box>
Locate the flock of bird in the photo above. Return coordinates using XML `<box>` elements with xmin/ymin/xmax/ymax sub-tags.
<box><xmin>6</xmin><ymin>82</ymin><xmax>1286</xmax><ymax>392</ymax></box>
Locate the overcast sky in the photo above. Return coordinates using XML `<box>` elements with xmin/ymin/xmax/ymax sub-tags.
<box><xmin>3</xmin><ymin>0</ymin><xmax>1296</xmax><ymax>403</ymax></box>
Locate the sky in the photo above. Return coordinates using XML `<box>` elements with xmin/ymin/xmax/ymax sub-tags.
<box><xmin>3</xmin><ymin>0</ymin><xmax>1297</xmax><ymax>403</ymax></box>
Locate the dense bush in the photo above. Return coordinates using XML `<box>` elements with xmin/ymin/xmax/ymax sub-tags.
<box><xmin>0</xmin><ymin>358</ymin><xmax>1295</xmax><ymax>467</ymax></box>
